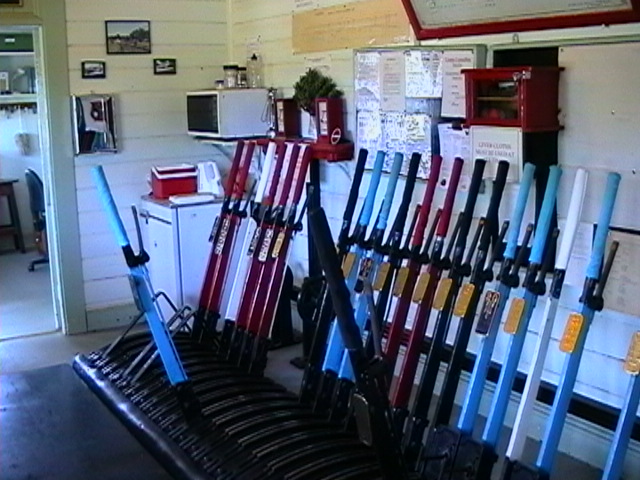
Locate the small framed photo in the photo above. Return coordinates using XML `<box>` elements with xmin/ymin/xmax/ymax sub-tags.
<box><xmin>153</xmin><ymin>58</ymin><xmax>177</xmax><ymax>75</ymax></box>
<box><xmin>81</xmin><ymin>61</ymin><xmax>106</xmax><ymax>79</ymax></box>
<box><xmin>105</xmin><ymin>20</ymin><xmax>151</xmax><ymax>55</ymax></box>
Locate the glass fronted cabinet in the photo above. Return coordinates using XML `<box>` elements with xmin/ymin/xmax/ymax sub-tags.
<box><xmin>462</xmin><ymin>66</ymin><xmax>563</xmax><ymax>132</ymax></box>
<box><xmin>0</xmin><ymin>33</ymin><xmax>36</xmax><ymax>105</ymax></box>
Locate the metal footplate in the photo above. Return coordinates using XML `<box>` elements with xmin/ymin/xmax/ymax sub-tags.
<box><xmin>502</xmin><ymin>459</ymin><xmax>550</xmax><ymax>480</ymax></box>
<box><xmin>449</xmin><ymin>435</ymin><xmax>498</xmax><ymax>479</ymax></box>
<box><xmin>420</xmin><ymin>426</ymin><xmax>462</xmax><ymax>479</ymax></box>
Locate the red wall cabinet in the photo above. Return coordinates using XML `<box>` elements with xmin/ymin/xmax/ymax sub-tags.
<box><xmin>462</xmin><ymin>66</ymin><xmax>563</xmax><ymax>132</ymax></box>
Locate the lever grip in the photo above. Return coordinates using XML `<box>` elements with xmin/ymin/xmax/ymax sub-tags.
<box><xmin>232</xmin><ymin>141</ymin><xmax>254</xmax><ymax>200</ymax></box>
<box><xmin>436</xmin><ymin>157</ymin><xmax>463</xmax><ymax>237</ymax></box>
<box><xmin>358</xmin><ymin>150</ymin><xmax>385</xmax><ymax>227</ymax></box>
<box><xmin>276</xmin><ymin>143</ymin><xmax>300</xmax><ymax>206</ymax></box>
<box><xmin>556</xmin><ymin>168</ymin><xmax>588</xmax><ymax>270</ymax></box>
<box><xmin>255</xmin><ymin>142</ymin><xmax>277</xmax><ymax>204</ymax></box>
<box><xmin>412</xmin><ymin>155</ymin><xmax>442</xmax><ymax>247</ymax></box>
<box><xmin>394</xmin><ymin>153</ymin><xmax>421</xmax><ymax>233</ymax></box>
<box><xmin>291</xmin><ymin>144</ymin><xmax>312</xmax><ymax>204</ymax></box>
<box><xmin>224</xmin><ymin>140</ymin><xmax>245</xmax><ymax>197</ymax></box>
<box><xmin>455</xmin><ymin>158</ymin><xmax>487</xmax><ymax>251</ymax></box>
<box><xmin>529</xmin><ymin>165</ymin><xmax>562</xmax><ymax>265</ymax></box>
<box><xmin>586</xmin><ymin>172</ymin><xmax>621</xmax><ymax>280</ymax></box>
<box><xmin>92</xmin><ymin>166</ymin><xmax>129</xmax><ymax>248</ymax></box>
<box><xmin>309</xmin><ymin>207</ymin><xmax>364</xmax><ymax>355</ymax></box>
<box><xmin>478</xmin><ymin>160</ymin><xmax>510</xmax><ymax>253</ymax></box>
<box><xmin>376</xmin><ymin>152</ymin><xmax>404</xmax><ymax>230</ymax></box>
<box><xmin>344</xmin><ymin>149</ymin><xmax>368</xmax><ymax>225</ymax></box>
<box><xmin>505</xmin><ymin>162</ymin><xmax>535</xmax><ymax>260</ymax></box>
<box><xmin>263</xmin><ymin>143</ymin><xmax>287</xmax><ymax>206</ymax></box>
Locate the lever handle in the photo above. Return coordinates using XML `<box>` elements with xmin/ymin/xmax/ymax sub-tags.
<box><xmin>412</xmin><ymin>155</ymin><xmax>442</xmax><ymax>247</ymax></box>
<box><xmin>436</xmin><ymin>158</ymin><xmax>463</xmax><ymax>237</ymax></box>
<box><xmin>556</xmin><ymin>168</ymin><xmax>588</xmax><ymax>270</ymax></box>
<box><xmin>455</xmin><ymin>159</ymin><xmax>487</xmax><ymax>252</ymax></box>
<box><xmin>586</xmin><ymin>172</ymin><xmax>621</xmax><ymax>280</ymax></box>
<box><xmin>359</xmin><ymin>150</ymin><xmax>385</xmax><ymax>227</ymax></box>
<box><xmin>504</xmin><ymin>163</ymin><xmax>535</xmax><ymax>261</ymax></box>
<box><xmin>92</xmin><ymin>166</ymin><xmax>129</xmax><ymax>248</ymax></box>
<box><xmin>529</xmin><ymin>165</ymin><xmax>562</xmax><ymax>265</ymax></box>
<box><xmin>344</xmin><ymin>149</ymin><xmax>368</xmax><ymax>226</ymax></box>
<box><xmin>224</xmin><ymin>140</ymin><xmax>245</xmax><ymax>198</ymax></box>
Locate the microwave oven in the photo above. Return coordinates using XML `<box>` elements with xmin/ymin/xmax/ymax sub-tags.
<box><xmin>186</xmin><ymin>88</ymin><xmax>269</xmax><ymax>139</ymax></box>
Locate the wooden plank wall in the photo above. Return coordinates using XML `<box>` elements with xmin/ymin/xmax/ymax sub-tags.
<box><xmin>66</xmin><ymin>0</ymin><xmax>230</xmax><ymax>310</ymax></box>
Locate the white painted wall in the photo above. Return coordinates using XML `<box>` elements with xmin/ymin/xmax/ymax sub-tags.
<box><xmin>65</xmin><ymin>0</ymin><xmax>232</xmax><ymax>316</ymax></box>
<box><xmin>229</xmin><ymin>1</ymin><xmax>640</xmax><ymax>475</ymax></box>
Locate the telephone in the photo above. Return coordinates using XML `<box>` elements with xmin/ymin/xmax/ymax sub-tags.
<box><xmin>197</xmin><ymin>161</ymin><xmax>224</xmax><ymax>198</ymax></box>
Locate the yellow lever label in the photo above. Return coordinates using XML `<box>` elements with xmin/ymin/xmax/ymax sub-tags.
<box><xmin>271</xmin><ymin>231</ymin><xmax>285</xmax><ymax>258</ymax></box>
<box><xmin>412</xmin><ymin>272</ymin><xmax>431</xmax><ymax>303</ymax></box>
<box><xmin>504</xmin><ymin>298</ymin><xmax>525</xmax><ymax>334</ymax></box>
<box><xmin>342</xmin><ymin>252</ymin><xmax>356</xmax><ymax>277</ymax></box>
<box><xmin>454</xmin><ymin>283</ymin><xmax>475</xmax><ymax>318</ymax></box>
<box><xmin>624</xmin><ymin>331</ymin><xmax>640</xmax><ymax>375</ymax></box>
<box><xmin>393</xmin><ymin>267</ymin><xmax>409</xmax><ymax>297</ymax></box>
<box><xmin>433</xmin><ymin>278</ymin><xmax>452</xmax><ymax>311</ymax></box>
<box><xmin>560</xmin><ymin>313</ymin><xmax>585</xmax><ymax>353</ymax></box>
<box><xmin>373</xmin><ymin>263</ymin><xmax>390</xmax><ymax>291</ymax></box>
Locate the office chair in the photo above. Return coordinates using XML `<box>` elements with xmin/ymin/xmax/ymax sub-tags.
<box><xmin>25</xmin><ymin>168</ymin><xmax>48</xmax><ymax>271</ymax></box>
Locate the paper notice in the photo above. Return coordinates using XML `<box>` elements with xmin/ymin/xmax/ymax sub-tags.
<box><xmin>438</xmin><ymin>123</ymin><xmax>471</xmax><ymax>191</ymax></box>
<box><xmin>380</xmin><ymin>51</ymin><xmax>405</xmax><ymax>112</ymax></box>
<box><xmin>355</xmin><ymin>51</ymin><xmax>381</xmax><ymax>111</ymax></box>
<box><xmin>470</xmin><ymin>126</ymin><xmax>523</xmax><ymax>182</ymax></box>
<box><xmin>441</xmin><ymin>50</ymin><xmax>475</xmax><ymax>118</ymax></box>
<box><xmin>405</xmin><ymin>50</ymin><xmax>442</xmax><ymax>98</ymax></box>
<box><xmin>564</xmin><ymin>221</ymin><xmax>593</xmax><ymax>288</ymax></box>
<box><xmin>305</xmin><ymin>54</ymin><xmax>332</xmax><ymax>75</ymax></box>
<box><xmin>605</xmin><ymin>229</ymin><xmax>640</xmax><ymax>317</ymax></box>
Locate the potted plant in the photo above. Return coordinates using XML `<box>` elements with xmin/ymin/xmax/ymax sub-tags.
<box><xmin>293</xmin><ymin>68</ymin><xmax>343</xmax><ymax>139</ymax></box>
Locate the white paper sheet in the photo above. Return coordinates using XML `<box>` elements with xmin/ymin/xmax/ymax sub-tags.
<box><xmin>380</xmin><ymin>51</ymin><xmax>405</xmax><ymax>112</ymax></box>
<box><xmin>438</xmin><ymin>123</ymin><xmax>471</xmax><ymax>190</ymax></box>
<box><xmin>441</xmin><ymin>50</ymin><xmax>475</xmax><ymax>118</ymax></box>
<box><xmin>355</xmin><ymin>51</ymin><xmax>381</xmax><ymax>112</ymax></box>
<box><xmin>564</xmin><ymin>221</ymin><xmax>593</xmax><ymax>288</ymax></box>
<box><xmin>605</xmin><ymin>229</ymin><xmax>640</xmax><ymax>317</ymax></box>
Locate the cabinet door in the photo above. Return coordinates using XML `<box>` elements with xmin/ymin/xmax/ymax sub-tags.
<box><xmin>144</xmin><ymin>212</ymin><xmax>179</xmax><ymax>320</ymax></box>
<box><xmin>176</xmin><ymin>203</ymin><xmax>220</xmax><ymax>309</ymax></box>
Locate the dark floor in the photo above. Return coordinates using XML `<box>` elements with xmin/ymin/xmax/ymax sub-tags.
<box><xmin>0</xmin><ymin>363</ymin><xmax>171</xmax><ymax>480</ymax></box>
<box><xmin>0</xmin><ymin>337</ymin><xmax>609</xmax><ymax>480</ymax></box>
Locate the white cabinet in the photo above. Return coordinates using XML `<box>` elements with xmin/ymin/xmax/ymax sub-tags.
<box><xmin>139</xmin><ymin>196</ymin><xmax>229</xmax><ymax>319</ymax></box>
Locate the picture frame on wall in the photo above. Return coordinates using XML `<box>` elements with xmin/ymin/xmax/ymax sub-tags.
<box><xmin>153</xmin><ymin>58</ymin><xmax>177</xmax><ymax>75</ymax></box>
<box><xmin>0</xmin><ymin>0</ymin><xmax>23</xmax><ymax>6</ymax></box>
<box><xmin>105</xmin><ymin>20</ymin><xmax>151</xmax><ymax>55</ymax></box>
<box><xmin>81</xmin><ymin>61</ymin><xmax>106</xmax><ymax>79</ymax></box>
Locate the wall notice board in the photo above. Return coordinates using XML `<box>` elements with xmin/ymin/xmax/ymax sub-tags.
<box><xmin>401</xmin><ymin>0</ymin><xmax>640</xmax><ymax>40</ymax></box>
<box><xmin>354</xmin><ymin>46</ymin><xmax>485</xmax><ymax>187</ymax></box>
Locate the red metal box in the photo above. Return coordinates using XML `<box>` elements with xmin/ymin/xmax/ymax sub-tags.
<box><xmin>462</xmin><ymin>66</ymin><xmax>563</xmax><ymax>132</ymax></box>
<box><xmin>151</xmin><ymin>164</ymin><xmax>198</xmax><ymax>199</ymax></box>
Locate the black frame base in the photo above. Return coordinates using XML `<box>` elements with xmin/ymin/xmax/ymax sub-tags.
<box><xmin>502</xmin><ymin>459</ymin><xmax>550</xmax><ymax>480</ymax></box>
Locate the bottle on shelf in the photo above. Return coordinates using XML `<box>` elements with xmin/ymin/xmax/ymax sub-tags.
<box><xmin>247</xmin><ymin>53</ymin><xmax>263</xmax><ymax>88</ymax></box>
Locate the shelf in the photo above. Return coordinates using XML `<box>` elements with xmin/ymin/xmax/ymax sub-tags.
<box><xmin>0</xmin><ymin>51</ymin><xmax>34</xmax><ymax>56</ymax></box>
<box><xmin>0</xmin><ymin>93</ymin><xmax>37</xmax><ymax>104</ymax></box>
<box><xmin>477</xmin><ymin>96</ymin><xmax>517</xmax><ymax>102</ymax></box>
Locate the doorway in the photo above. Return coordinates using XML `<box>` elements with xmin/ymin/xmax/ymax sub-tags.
<box><xmin>0</xmin><ymin>25</ymin><xmax>56</xmax><ymax>339</ymax></box>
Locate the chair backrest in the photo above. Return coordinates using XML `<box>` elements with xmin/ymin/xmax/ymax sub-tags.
<box><xmin>25</xmin><ymin>168</ymin><xmax>45</xmax><ymax>230</ymax></box>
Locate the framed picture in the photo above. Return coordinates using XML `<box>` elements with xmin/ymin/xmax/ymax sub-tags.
<box><xmin>153</xmin><ymin>58</ymin><xmax>177</xmax><ymax>75</ymax></box>
<box><xmin>81</xmin><ymin>61</ymin><xmax>106</xmax><ymax>79</ymax></box>
<box><xmin>105</xmin><ymin>20</ymin><xmax>151</xmax><ymax>55</ymax></box>
<box><xmin>0</xmin><ymin>0</ymin><xmax>23</xmax><ymax>6</ymax></box>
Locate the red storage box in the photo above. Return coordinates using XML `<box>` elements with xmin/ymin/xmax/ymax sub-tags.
<box><xmin>151</xmin><ymin>164</ymin><xmax>197</xmax><ymax>199</ymax></box>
